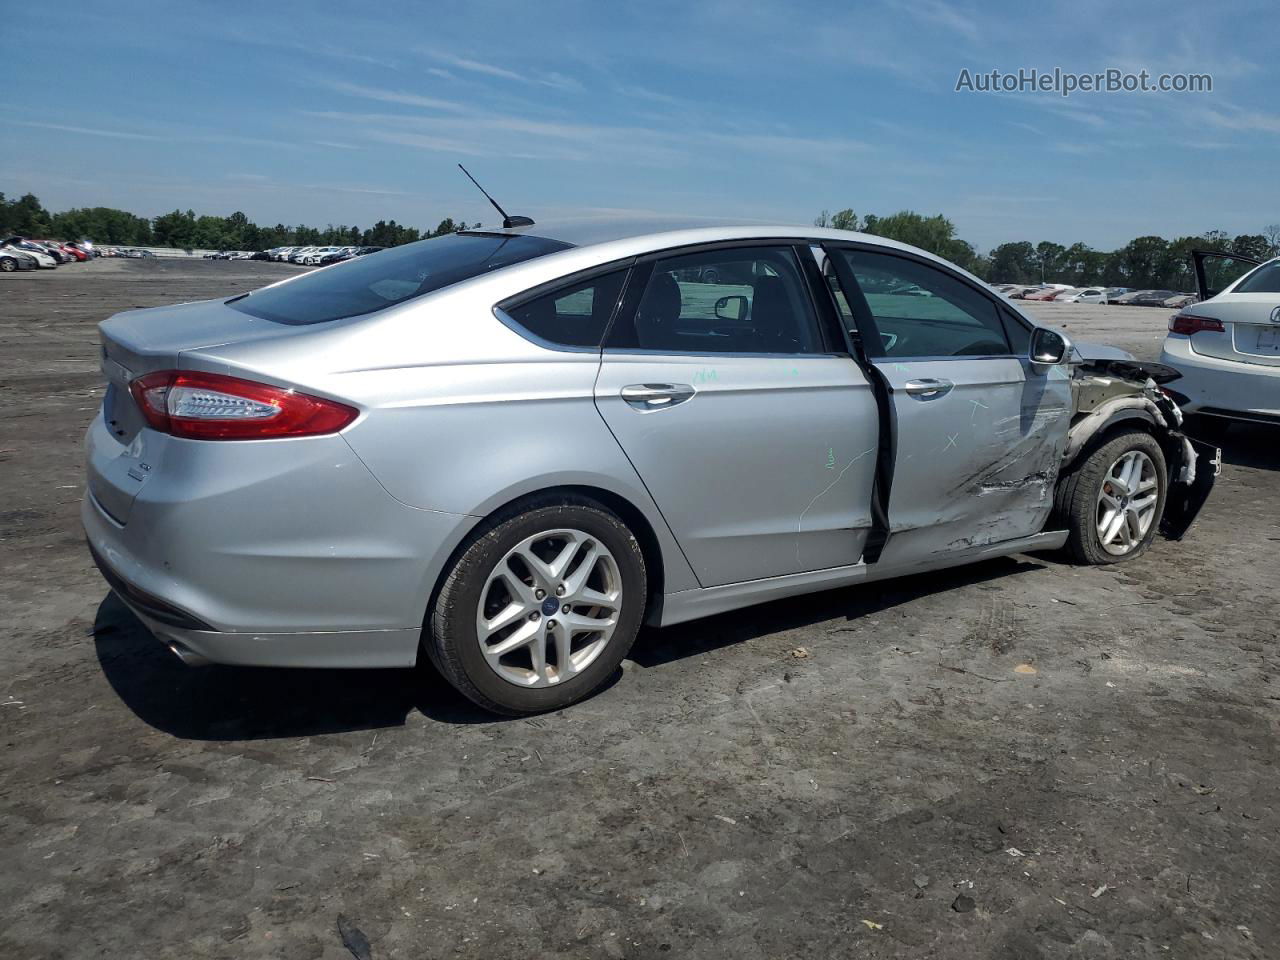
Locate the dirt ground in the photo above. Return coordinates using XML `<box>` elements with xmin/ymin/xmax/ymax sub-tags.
<box><xmin>1</xmin><ymin>259</ymin><xmax>1277</xmax><ymax>960</ymax></box>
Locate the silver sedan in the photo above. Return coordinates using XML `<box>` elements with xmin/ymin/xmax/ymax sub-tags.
<box><xmin>83</xmin><ymin>220</ymin><xmax>1217</xmax><ymax>714</ymax></box>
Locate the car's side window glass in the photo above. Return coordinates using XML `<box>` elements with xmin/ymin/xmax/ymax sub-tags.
<box><xmin>610</xmin><ymin>246</ymin><xmax>822</xmax><ymax>354</ymax></box>
<box><xmin>834</xmin><ymin>249</ymin><xmax>1011</xmax><ymax>358</ymax></box>
<box><xmin>504</xmin><ymin>268</ymin><xmax>629</xmax><ymax>348</ymax></box>
<box><xmin>1235</xmin><ymin>262</ymin><xmax>1280</xmax><ymax>293</ymax></box>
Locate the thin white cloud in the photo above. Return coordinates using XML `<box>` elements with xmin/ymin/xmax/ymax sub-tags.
<box><xmin>421</xmin><ymin>50</ymin><xmax>526</xmax><ymax>82</ymax></box>
<box><xmin>323</xmin><ymin>80</ymin><xmax>467</xmax><ymax>113</ymax></box>
<box><xmin>417</xmin><ymin>49</ymin><xmax>584</xmax><ymax>90</ymax></box>
<box><xmin>8</xmin><ymin>120</ymin><xmax>167</xmax><ymax>141</ymax></box>
<box><xmin>1192</xmin><ymin>104</ymin><xmax>1280</xmax><ymax>134</ymax></box>
<box><xmin>5</xmin><ymin>119</ymin><xmax>299</xmax><ymax>150</ymax></box>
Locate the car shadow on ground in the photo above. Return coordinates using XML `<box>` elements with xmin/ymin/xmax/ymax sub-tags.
<box><xmin>1213</xmin><ymin>422</ymin><xmax>1280</xmax><ymax>471</ymax></box>
<box><xmin>93</xmin><ymin>593</ymin><xmax>504</xmax><ymax>739</ymax></box>
<box><xmin>96</xmin><ymin>557</ymin><xmax>1045</xmax><ymax>739</ymax></box>
<box><xmin>628</xmin><ymin>555</ymin><xmax>1046</xmax><ymax>669</ymax></box>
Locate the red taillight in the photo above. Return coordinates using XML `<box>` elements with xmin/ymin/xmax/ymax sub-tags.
<box><xmin>129</xmin><ymin>370</ymin><xmax>358</xmax><ymax>440</ymax></box>
<box><xmin>1169</xmin><ymin>313</ymin><xmax>1224</xmax><ymax>335</ymax></box>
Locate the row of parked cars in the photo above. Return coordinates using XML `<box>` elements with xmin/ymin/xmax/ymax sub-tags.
<box><xmin>0</xmin><ymin>236</ymin><xmax>99</xmax><ymax>272</ymax></box>
<box><xmin>990</xmin><ymin>282</ymin><xmax>1198</xmax><ymax>308</ymax></box>
<box><xmin>99</xmin><ymin>248</ymin><xmax>155</xmax><ymax>258</ymax></box>
<box><xmin>204</xmin><ymin>245</ymin><xmax>385</xmax><ymax>266</ymax></box>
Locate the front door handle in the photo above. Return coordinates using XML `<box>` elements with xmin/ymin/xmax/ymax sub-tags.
<box><xmin>620</xmin><ymin>383</ymin><xmax>695</xmax><ymax>411</ymax></box>
<box><xmin>903</xmin><ymin>378</ymin><xmax>954</xmax><ymax>400</ymax></box>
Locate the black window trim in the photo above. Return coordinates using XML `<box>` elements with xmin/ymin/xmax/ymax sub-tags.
<box><xmin>493</xmin><ymin>255</ymin><xmax>637</xmax><ymax>353</ymax></box>
<box><xmin>822</xmin><ymin>240</ymin><xmax>1033</xmax><ymax>362</ymax></box>
<box><xmin>601</xmin><ymin>238</ymin><xmax>840</xmax><ymax>359</ymax></box>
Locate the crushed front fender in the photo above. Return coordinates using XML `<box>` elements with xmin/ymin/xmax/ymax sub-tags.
<box><xmin>1065</xmin><ymin>359</ymin><xmax>1220</xmax><ymax>542</ymax></box>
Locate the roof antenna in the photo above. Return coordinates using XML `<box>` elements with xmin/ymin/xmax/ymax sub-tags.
<box><xmin>457</xmin><ymin>164</ymin><xmax>534</xmax><ymax>228</ymax></box>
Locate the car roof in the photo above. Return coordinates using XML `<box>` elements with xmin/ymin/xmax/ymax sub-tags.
<box><xmin>461</xmin><ymin>216</ymin><xmax>932</xmax><ymax>260</ymax></box>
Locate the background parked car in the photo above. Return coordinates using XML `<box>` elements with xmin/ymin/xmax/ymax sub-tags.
<box><xmin>1160</xmin><ymin>249</ymin><xmax>1280</xmax><ymax>431</ymax></box>
<box><xmin>1057</xmin><ymin>287</ymin><xmax>1108</xmax><ymax>304</ymax></box>
<box><xmin>46</xmin><ymin>240</ymin><xmax>89</xmax><ymax>261</ymax></box>
<box><xmin>317</xmin><ymin>247</ymin><xmax>355</xmax><ymax>266</ymax></box>
<box><xmin>2</xmin><ymin>238</ymin><xmax>58</xmax><ymax>268</ymax></box>
<box><xmin>0</xmin><ymin>248</ymin><xmax>37</xmax><ymax>272</ymax></box>
<box><xmin>1112</xmin><ymin>289</ymin><xmax>1151</xmax><ymax>305</ymax></box>
<box><xmin>1163</xmin><ymin>293</ymin><xmax>1199</xmax><ymax>309</ymax></box>
<box><xmin>303</xmin><ymin>246</ymin><xmax>343</xmax><ymax>265</ymax></box>
<box><xmin>1023</xmin><ymin>287</ymin><xmax>1065</xmax><ymax>301</ymax></box>
<box><xmin>1128</xmin><ymin>290</ymin><xmax>1178</xmax><ymax>307</ymax></box>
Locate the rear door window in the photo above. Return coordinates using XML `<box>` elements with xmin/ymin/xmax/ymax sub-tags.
<box><xmin>231</xmin><ymin>232</ymin><xmax>571</xmax><ymax>325</ymax></box>
<box><xmin>501</xmin><ymin>268</ymin><xmax>630</xmax><ymax>348</ymax></box>
<box><xmin>608</xmin><ymin>245</ymin><xmax>823</xmax><ymax>354</ymax></box>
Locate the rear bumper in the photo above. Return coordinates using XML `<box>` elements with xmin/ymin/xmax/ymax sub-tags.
<box><xmin>90</xmin><ymin>542</ymin><xmax>420</xmax><ymax>666</ymax></box>
<box><xmin>1160</xmin><ymin>335</ymin><xmax>1280</xmax><ymax>420</ymax></box>
<box><xmin>82</xmin><ymin>419</ymin><xmax>481</xmax><ymax>668</ymax></box>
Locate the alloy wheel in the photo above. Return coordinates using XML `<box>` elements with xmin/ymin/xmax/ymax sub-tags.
<box><xmin>1095</xmin><ymin>450</ymin><xmax>1159</xmax><ymax>556</ymax></box>
<box><xmin>475</xmin><ymin>527</ymin><xmax>622</xmax><ymax>687</ymax></box>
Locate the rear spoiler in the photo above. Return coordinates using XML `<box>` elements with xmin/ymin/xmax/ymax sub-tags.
<box><xmin>1191</xmin><ymin>249</ymin><xmax>1262</xmax><ymax>301</ymax></box>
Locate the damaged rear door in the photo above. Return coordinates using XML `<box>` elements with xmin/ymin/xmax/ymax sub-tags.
<box><xmin>825</xmin><ymin>245</ymin><xmax>1072</xmax><ymax>564</ymax></box>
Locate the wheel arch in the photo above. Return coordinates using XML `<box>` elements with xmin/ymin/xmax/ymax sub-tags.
<box><xmin>1063</xmin><ymin>404</ymin><xmax>1160</xmax><ymax>472</ymax></box>
<box><xmin>419</xmin><ymin>483</ymin><xmax>673</xmax><ymax>664</ymax></box>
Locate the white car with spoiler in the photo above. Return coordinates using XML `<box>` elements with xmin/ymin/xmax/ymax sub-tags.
<box><xmin>1160</xmin><ymin>250</ymin><xmax>1280</xmax><ymax>429</ymax></box>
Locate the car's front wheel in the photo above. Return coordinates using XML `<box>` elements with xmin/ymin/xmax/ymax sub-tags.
<box><xmin>1056</xmin><ymin>429</ymin><xmax>1168</xmax><ymax>564</ymax></box>
<box><xmin>426</xmin><ymin>496</ymin><xmax>647</xmax><ymax>715</ymax></box>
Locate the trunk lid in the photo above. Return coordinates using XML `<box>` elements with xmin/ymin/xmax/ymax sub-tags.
<box><xmin>89</xmin><ymin>297</ymin><xmax>314</xmax><ymax>523</ymax></box>
<box><xmin>1186</xmin><ymin>293</ymin><xmax>1280</xmax><ymax>368</ymax></box>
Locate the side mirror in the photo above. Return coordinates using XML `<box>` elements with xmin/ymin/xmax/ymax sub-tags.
<box><xmin>714</xmin><ymin>294</ymin><xmax>749</xmax><ymax>322</ymax></box>
<box><xmin>1030</xmin><ymin>327</ymin><xmax>1072</xmax><ymax>365</ymax></box>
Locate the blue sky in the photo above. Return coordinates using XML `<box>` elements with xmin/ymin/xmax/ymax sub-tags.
<box><xmin>3</xmin><ymin>0</ymin><xmax>1277</xmax><ymax>250</ymax></box>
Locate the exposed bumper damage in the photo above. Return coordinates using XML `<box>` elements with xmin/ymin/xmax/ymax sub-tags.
<box><xmin>1064</xmin><ymin>356</ymin><xmax>1220</xmax><ymax>540</ymax></box>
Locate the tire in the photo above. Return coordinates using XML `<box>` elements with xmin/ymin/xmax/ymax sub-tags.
<box><xmin>427</xmin><ymin>495</ymin><xmax>647</xmax><ymax>716</ymax></box>
<box><xmin>1055</xmin><ymin>429</ymin><xmax>1168</xmax><ymax>564</ymax></box>
<box><xmin>0</xmin><ymin>257</ymin><xmax>15</xmax><ymax>273</ymax></box>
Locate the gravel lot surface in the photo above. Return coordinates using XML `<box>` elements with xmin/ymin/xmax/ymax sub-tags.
<box><xmin>2</xmin><ymin>259</ymin><xmax>1277</xmax><ymax>959</ymax></box>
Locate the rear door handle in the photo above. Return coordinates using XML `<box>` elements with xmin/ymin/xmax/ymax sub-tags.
<box><xmin>620</xmin><ymin>383</ymin><xmax>695</xmax><ymax>411</ymax></box>
<box><xmin>903</xmin><ymin>378</ymin><xmax>954</xmax><ymax>400</ymax></box>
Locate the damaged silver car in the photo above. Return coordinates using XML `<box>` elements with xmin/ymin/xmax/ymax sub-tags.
<box><xmin>83</xmin><ymin>220</ymin><xmax>1218</xmax><ymax>715</ymax></box>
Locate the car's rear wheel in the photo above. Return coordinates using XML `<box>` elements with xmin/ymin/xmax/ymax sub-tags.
<box><xmin>0</xmin><ymin>257</ymin><xmax>15</xmax><ymax>273</ymax></box>
<box><xmin>1056</xmin><ymin>429</ymin><xmax>1168</xmax><ymax>564</ymax></box>
<box><xmin>427</xmin><ymin>496</ymin><xmax>646</xmax><ymax>715</ymax></box>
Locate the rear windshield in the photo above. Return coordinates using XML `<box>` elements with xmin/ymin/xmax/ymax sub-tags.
<box><xmin>1234</xmin><ymin>261</ymin><xmax>1280</xmax><ymax>294</ymax></box>
<box><xmin>231</xmin><ymin>232</ymin><xmax>571</xmax><ymax>325</ymax></box>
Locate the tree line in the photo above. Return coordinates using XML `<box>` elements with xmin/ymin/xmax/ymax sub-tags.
<box><xmin>0</xmin><ymin>191</ymin><xmax>478</xmax><ymax>252</ymax></box>
<box><xmin>3</xmin><ymin>189</ymin><xmax>1275</xmax><ymax>289</ymax></box>
<box><xmin>816</xmin><ymin>207</ymin><xmax>1280</xmax><ymax>291</ymax></box>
